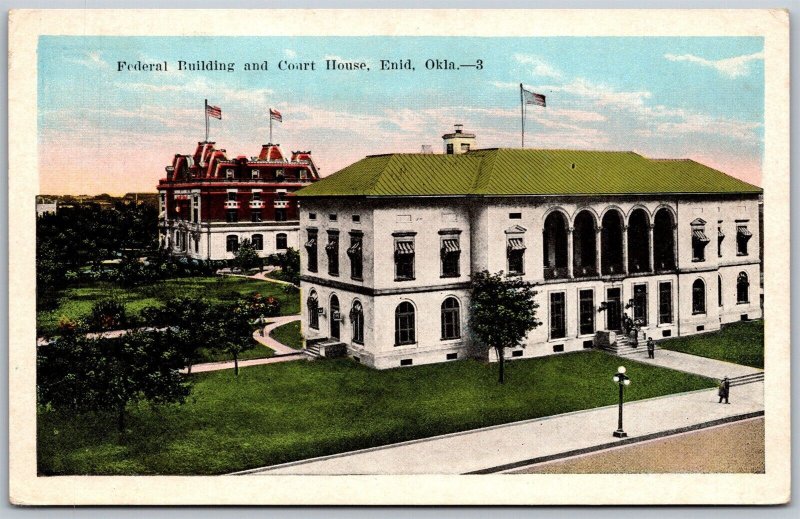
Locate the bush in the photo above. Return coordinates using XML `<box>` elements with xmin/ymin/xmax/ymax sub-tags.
<box><xmin>88</xmin><ymin>298</ymin><xmax>129</xmax><ymax>331</ymax></box>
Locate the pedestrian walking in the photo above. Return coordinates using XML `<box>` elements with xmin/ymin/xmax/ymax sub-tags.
<box><xmin>647</xmin><ymin>337</ymin><xmax>655</xmax><ymax>359</ymax></box>
<box><xmin>718</xmin><ymin>376</ymin><xmax>731</xmax><ymax>404</ymax></box>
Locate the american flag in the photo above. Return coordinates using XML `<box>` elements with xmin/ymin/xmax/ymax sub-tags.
<box><xmin>270</xmin><ymin>108</ymin><xmax>283</xmax><ymax>122</ymax></box>
<box><xmin>206</xmin><ymin>104</ymin><xmax>222</xmax><ymax>119</ymax></box>
<box><xmin>521</xmin><ymin>86</ymin><xmax>546</xmax><ymax>107</ymax></box>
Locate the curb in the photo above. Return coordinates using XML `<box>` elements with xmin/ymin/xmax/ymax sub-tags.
<box><xmin>466</xmin><ymin>410</ymin><xmax>765</xmax><ymax>474</ymax></box>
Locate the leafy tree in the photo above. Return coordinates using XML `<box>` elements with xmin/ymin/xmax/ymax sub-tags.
<box><xmin>238</xmin><ymin>293</ymin><xmax>281</xmax><ymax>323</ymax></box>
<box><xmin>37</xmin><ymin>329</ymin><xmax>190</xmax><ymax>432</ymax></box>
<box><xmin>233</xmin><ymin>239</ymin><xmax>262</xmax><ymax>272</ymax></box>
<box><xmin>140</xmin><ymin>296</ymin><xmax>216</xmax><ymax>374</ymax></box>
<box><xmin>277</xmin><ymin>248</ymin><xmax>301</xmax><ymax>286</ymax></box>
<box><xmin>211</xmin><ymin>298</ymin><xmax>260</xmax><ymax>376</ymax></box>
<box><xmin>469</xmin><ymin>270</ymin><xmax>541</xmax><ymax>384</ymax></box>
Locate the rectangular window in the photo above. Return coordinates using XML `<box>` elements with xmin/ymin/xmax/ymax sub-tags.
<box><xmin>226</xmin><ymin>210</ymin><xmax>238</xmax><ymax>223</ymax></box>
<box><xmin>251</xmin><ymin>211</ymin><xmax>262</xmax><ymax>222</ymax></box>
<box><xmin>227</xmin><ymin>191</ymin><xmax>237</xmax><ymax>201</ymax></box>
<box><xmin>252</xmin><ymin>191</ymin><xmax>261</xmax><ymax>201</ymax></box>
<box><xmin>461</xmin><ymin>143</ymin><xmax>470</xmax><ymax>152</ymax></box>
<box><xmin>275</xmin><ymin>209</ymin><xmax>287</xmax><ymax>222</ymax></box>
<box><xmin>441</xmin><ymin>237</ymin><xmax>461</xmax><ymax>278</ymax></box>
<box><xmin>252</xmin><ymin>234</ymin><xmax>264</xmax><ymax>250</ymax></box>
<box><xmin>347</xmin><ymin>233</ymin><xmax>363</xmax><ymax>280</ymax></box>
<box><xmin>326</xmin><ymin>231</ymin><xmax>339</xmax><ymax>276</ymax></box>
<box><xmin>194</xmin><ymin>236</ymin><xmax>199</xmax><ymax>253</ymax></box>
<box><xmin>633</xmin><ymin>283</ymin><xmax>648</xmax><ymax>326</ymax></box>
<box><xmin>550</xmin><ymin>292</ymin><xmax>566</xmax><ymax>340</ymax></box>
<box><xmin>305</xmin><ymin>230</ymin><xmax>318</xmax><ymax>272</ymax></box>
<box><xmin>692</xmin><ymin>228</ymin><xmax>709</xmax><ymax>262</ymax></box>
<box><xmin>658</xmin><ymin>282</ymin><xmax>673</xmax><ymax>324</ymax></box>
<box><xmin>226</xmin><ymin>235</ymin><xmax>239</xmax><ymax>253</ymax></box>
<box><xmin>395</xmin><ymin>240</ymin><xmax>415</xmax><ymax>280</ymax></box>
<box><xmin>507</xmin><ymin>238</ymin><xmax>525</xmax><ymax>275</ymax></box>
<box><xmin>737</xmin><ymin>225</ymin><xmax>752</xmax><ymax>256</ymax></box>
<box><xmin>251</xmin><ymin>169</ymin><xmax>260</xmax><ymax>179</ymax></box>
<box><xmin>352</xmin><ymin>215</ymin><xmax>361</xmax><ymax>223</ymax></box>
<box><xmin>329</xmin><ymin>214</ymin><xmax>338</xmax><ymax>222</ymax></box>
<box><xmin>717</xmin><ymin>224</ymin><xmax>725</xmax><ymax>257</ymax></box>
<box><xmin>446</xmin><ymin>143</ymin><xmax>454</xmax><ymax>154</ymax></box>
<box><xmin>579</xmin><ymin>289</ymin><xmax>594</xmax><ymax>336</ymax></box>
<box><xmin>192</xmin><ymin>196</ymin><xmax>199</xmax><ymax>223</ymax></box>
<box><xmin>226</xmin><ymin>169</ymin><xmax>234</xmax><ymax>179</ymax></box>
<box><xmin>309</xmin><ymin>213</ymin><xmax>317</xmax><ymax>220</ymax></box>
<box><xmin>509</xmin><ymin>212</ymin><xmax>522</xmax><ymax>219</ymax></box>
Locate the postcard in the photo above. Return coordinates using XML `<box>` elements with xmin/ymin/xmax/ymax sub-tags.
<box><xmin>8</xmin><ymin>9</ymin><xmax>790</xmax><ymax>505</ymax></box>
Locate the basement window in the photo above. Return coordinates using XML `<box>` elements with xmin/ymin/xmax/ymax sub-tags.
<box><xmin>509</xmin><ymin>212</ymin><xmax>522</xmax><ymax>219</ymax></box>
<box><xmin>511</xmin><ymin>350</ymin><xmax>523</xmax><ymax>358</ymax></box>
<box><xmin>446</xmin><ymin>352</ymin><xmax>458</xmax><ymax>360</ymax></box>
<box><xmin>400</xmin><ymin>359</ymin><xmax>413</xmax><ymax>366</ymax></box>
<box><xmin>552</xmin><ymin>344</ymin><xmax>564</xmax><ymax>353</ymax></box>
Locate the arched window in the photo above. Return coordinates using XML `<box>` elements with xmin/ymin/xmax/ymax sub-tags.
<box><xmin>395</xmin><ymin>301</ymin><xmax>416</xmax><ymax>346</ymax></box>
<box><xmin>252</xmin><ymin>234</ymin><xmax>264</xmax><ymax>250</ymax></box>
<box><xmin>350</xmin><ymin>301</ymin><xmax>364</xmax><ymax>344</ymax></box>
<box><xmin>307</xmin><ymin>290</ymin><xmax>319</xmax><ymax>330</ymax></box>
<box><xmin>226</xmin><ymin>235</ymin><xmax>239</xmax><ymax>253</ymax></box>
<box><xmin>276</xmin><ymin>233</ymin><xmax>288</xmax><ymax>250</ymax></box>
<box><xmin>692</xmin><ymin>279</ymin><xmax>706</xmax><ymax>315</ymax></box>
<box><xmin>737</xmin><ymin>272</ymin><xmax>750</xmax><ymax>304</ymax></box>
<box><xmin>441</xmin><ymin>297</ymin><xmax>461</xmax><ymax>340</ymax></box>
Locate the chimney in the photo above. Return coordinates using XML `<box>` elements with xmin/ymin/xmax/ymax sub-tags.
<box><xmin>442</xmin><ymin>124</ymin><xmax>476</xmax><ymax>155</ymax></box>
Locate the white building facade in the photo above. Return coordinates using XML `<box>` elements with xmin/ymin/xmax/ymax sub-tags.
<box><xmin>296</xmin><ymin>141</ymin><xmax>762</xmax><ymax>369</ymax></box>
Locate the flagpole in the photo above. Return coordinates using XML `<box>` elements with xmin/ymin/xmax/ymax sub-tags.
<box><xmin>204</xmin><ymin>99</ymin><xmax>209</xmax><ymax>142</ymax></box>
<box><xmin>520</xmin><ymin>84</ymin><xmax>525</xmax><ymax>148</ymax></box>
<box><xmin>269</xmin><ymin>110</ymin><xmax>273</xmax><ymax>144</ymax></box>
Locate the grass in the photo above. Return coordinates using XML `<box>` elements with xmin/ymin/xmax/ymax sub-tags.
<box><xmin>197</xmin><ymin>343</ymin><xmax>275</xmax><ymax>363</ymax></box>
<box><xmin>37</xmin><ymin>276</ymin><xmax>300</xmax><ymax>337</ymax></box>
<box><xmin>269</xmin><ymin>321</ymin><xmax>303</xmax><ymax>349</ymax></box>
<box><xmin>660</xmin><ymin>320</ymin><xmax>764</xmax><ymax>369</ymax></box>
<box><xmin>37</xmin><ymin>350</ymin><xmax>716</xmax><ymax>475</ymax></box>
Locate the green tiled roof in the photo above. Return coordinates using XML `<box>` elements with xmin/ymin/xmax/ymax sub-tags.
<box><xmin>296</xmin><ymin>149</ymin><xmax>761</xmax><ymax>197</ymax></box>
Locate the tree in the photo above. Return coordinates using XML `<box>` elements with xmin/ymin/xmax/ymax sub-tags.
<box><xmin>233</xmin><ymin>239</ymin><xmax>262</xmax><ymax>272</ymax></box>
<box><xmin>88</xmin><ymin>297</ymin><xmax>128</xmax><ymax>331</ymax></box>
<box><xmin>211</xmin><ymin>298</ymin><xmax>260</xmax><ymax>376</ymax></box>
<box><xmin>277</xmin><ymin>248</ymin><xmax>300</xmax><ymax>286</ymax></box>
<box><xmin>140</xmin><ymin>296</ymin><xmax>216</xmax><ymax>374</ymax></box>
<box><xmin>37</xmin><ymin>329</ymin><xmax>190</xmax><ymax>432</ymax></box>
<box><xmin>469</xmin><ymin>270</ymin><xmax>541</xmax><ymax>384</ymax></box>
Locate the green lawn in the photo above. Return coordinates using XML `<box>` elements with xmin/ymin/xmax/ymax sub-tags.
<box><xmin>269</xmin><ymin>321</ymin><xmax>303</xmax><ymax>349</ymax></box>
<box><xmin>197</xmin><ymin>343</ymin><xmax>274</xmax><ymax>363</ymax></box>
<box><xmin>38</xmin><ymin>350</ymin><xmax>715</xmax><ymax>475</ymax></box>
<box><xmin>661</xmin><ymin>320</ymin><xmax>764</xmax><ymax>369</ymax></box>
<box><xmin>37</xmin><ymin>276</ymin><xmax>300</xmax><ymax>337</ymax></box>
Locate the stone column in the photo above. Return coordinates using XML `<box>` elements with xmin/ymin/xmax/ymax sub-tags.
<box><xmin>567</xmin><ymin>227</ymin><xmax>574</xmax><ymax>278</ymax></box>
<box><xmin>648</xmin><ymin>224</ymin><xmax>655</xmax><ymax>272</ymax></box>
<box><xmin>595</xmin><ymin>226</ymin><xmax>603</xmax><ymax>276</ymax></box>
<box><xmin>622</xmin><ymin>225</ymin><xmax>629</xmax><ymax>274</ymax></box>
<box><xmin>672</xmin><ymin>224</ymin><xmax>678</xmax><ymax>270</ymax></box>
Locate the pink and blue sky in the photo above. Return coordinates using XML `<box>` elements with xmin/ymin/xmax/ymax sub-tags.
<box><xmin>38</xmin><ymin>36</ymin><xmax>764</xmax><ymax>195</ymax></box>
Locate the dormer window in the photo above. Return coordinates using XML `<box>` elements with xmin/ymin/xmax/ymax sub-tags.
<box><xmin>226</xmin><ymin>168</ymin><xmax>234</xmax><ymax>179</ymax></box>
<box><xmin>252</xmin><ymin>191</ymin><xmax>261</xmax><ymax>201</ymax></box>
<box><xmin>227</xmin><ymin>191</ymin><xmax>237</xmax><ymax>202</ymax></box>
<box><xmin>251</xmin><ymin>169</ymin><xmax>260</xmax><ymax>179</ymax></box>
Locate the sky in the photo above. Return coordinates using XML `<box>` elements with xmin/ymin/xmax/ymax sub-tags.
<box><xmin>38</xmin><ymin>36</ymin><xmax>764</xmax><ymax>195</ymax></box>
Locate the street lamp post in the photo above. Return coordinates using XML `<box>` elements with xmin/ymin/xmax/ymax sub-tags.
<box><xmin>612</xmin><ymin>365</ymin><xmax>631</xmax><ymax>438</ymax></box>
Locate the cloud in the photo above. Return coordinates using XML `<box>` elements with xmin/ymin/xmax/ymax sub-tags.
<box><xmin>664</xmin><ymin>51</ymin><xmax>764</xmax><ymax>78</ymax></box>
<box><xmin>67</xmin><ymin>51</ymin><xmax>108</xmax><ymax>69</ymax></box>
<box><xmin>514</xmin><ymin>54</ymin><xmax>562</xmax><ymax>79</ymax></box>
<box><xmin>117</xmin><ymin>78</ymin><xmax>274</xmax><ymax>105</ymax></box>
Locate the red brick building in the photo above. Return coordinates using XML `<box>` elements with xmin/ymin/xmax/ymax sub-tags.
<box><xmin>157</xmin><ymin>141</ymin><xmax>319</xmax><ymax>260</ymax></box>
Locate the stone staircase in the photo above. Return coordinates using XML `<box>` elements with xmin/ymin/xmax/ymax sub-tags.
<box><xmin>601</xmin><ymin>333</ymin><xmax>645</xmax><ymax>356</ymax></box>
<box><xmin>303</xmin><ymin>338</ymin><xmax>347</xmax><ymax>359</ymax></box>
<box><xmin>729</xmin><ymin>372</ymin><xmax>765</xmax><ymax>386</ymax></box>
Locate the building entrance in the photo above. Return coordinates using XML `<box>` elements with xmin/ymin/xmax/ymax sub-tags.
<box><xmin>606</xmin><ymin>288</ymin><xmax>622</xmax><ymax>331</ymax></box>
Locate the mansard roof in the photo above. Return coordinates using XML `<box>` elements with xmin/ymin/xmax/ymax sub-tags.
<box><xmin>295</xmin><ymin>148</ymin><xmax>761</xmax><ymax>198</ymax></box>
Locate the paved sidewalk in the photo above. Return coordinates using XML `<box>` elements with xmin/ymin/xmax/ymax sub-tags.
<box><xmin>185</xmin><ymin>315</ymin><xmax>304</xmax><ymax>374</ymax></box>
<box><xmin>253</xmin><ymin>315</ymin><xmax>302</xmax><ymax>356</ymax></box>
<box><xmin>241</xmin><ymin>381</ymin><xmax>763</xmax><ymax>475</ymax></box>
<box><xmin>613</xmin><ymin>348</ymin><xmax>762</xmax><ymax>379</ymax></box>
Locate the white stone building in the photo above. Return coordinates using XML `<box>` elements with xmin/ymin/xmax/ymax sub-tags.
<box><xmin>296</xmin><ymin>129</ymin><xmax>762</xmax><ymax>369</ymax></box>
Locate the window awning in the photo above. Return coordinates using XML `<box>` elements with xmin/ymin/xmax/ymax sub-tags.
<box><xmin>737</xmin><ymin>225</ymin><xmax>753</xmax><ymax>238</ymax></box>
<box><xmin>395</xmin><ymin>241</ymin><xmax>415</xmax><ymax>255</ymax></box>
<box><xmin>325</xmin><ymin>240</ymin><xmax>338</xmax><ymax>252</ymax></box>
<box><xmin>347</xmin><ymin>240</ymin><xmax>362</xmax><ymax>256</ymax></box>
<box><xmin>441</xmin><ymin>239</ymin><xmax>460</xmax><ymax>253</ymax></box>
<box><xmin>304</xmin><ymin>238</ymin><xmax>316</xmax><ymax>249</ymax></box>
<box><xmin>691</xmin><ymin>229</ymin><xmax>710</xmax><ymax>243</ymax></box>
<box><xmin>507</xmin><ymin>238</ymin><xmax>526</xmax><ymax>251</ymax></box>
